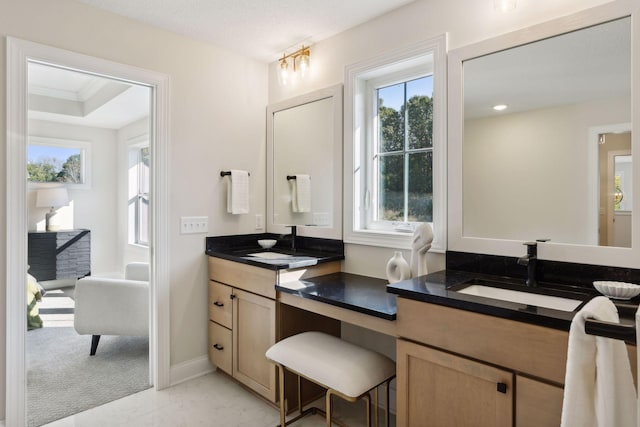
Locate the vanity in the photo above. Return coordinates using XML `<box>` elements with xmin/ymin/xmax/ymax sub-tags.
<box><xmin>204</xmin><ymin>0</ymin><xmax>640</xmax><ymax>424</ymax></box>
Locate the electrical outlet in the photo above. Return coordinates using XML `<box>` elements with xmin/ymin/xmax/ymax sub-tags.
<box><xmin>180</xmin><ymin>216</ymin><xmax>208</xmax><ymax>234</ymax></box>
<box><xmin>255</xmin><ymin>214</ymin><xmax>264</xmax><ymax>230</ymax></box>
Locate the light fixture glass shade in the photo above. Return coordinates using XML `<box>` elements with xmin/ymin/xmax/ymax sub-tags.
<box><xmin>298</xmin><ymin>52</ymin><xmax>310</xmax><ymax>78</ymax></box>
<box><xmin>494</xmin><ymin>0</ymin><xmax>516</xmax><ymax>12</ymax></box>
<box><xmin>278</xmin><ymin>58</ymin><xmax>289</xmax><ymax>86</ymax></box>
<box><xmin>36</xmin><ymin>187</ymin><xmax>69</xmax><ymax>208</ymax></box>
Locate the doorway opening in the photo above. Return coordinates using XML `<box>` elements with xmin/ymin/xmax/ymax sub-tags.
<box><xmin>26</xmin><ymin>61</ymin><xmax>152</xmax><ymax>426</ymax></box>
<box><xmin>7</xmin><ymin>37</ymin><xmax>170</xmax><ymax>427</ymax></box>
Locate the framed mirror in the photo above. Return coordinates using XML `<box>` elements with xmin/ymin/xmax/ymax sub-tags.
<box><xmin>448</xmin><ymin>1</ymin><xmax>639</xmax><ymax>268</ymax></box>
<box><xmin>266</xmin><ymin>84</ymin><xmax>343</xmax><ymax>239</ymax></box>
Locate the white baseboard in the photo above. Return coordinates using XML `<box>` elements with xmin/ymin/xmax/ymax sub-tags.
<box><xmin>169</xmin><ymin>355</ymin><xmax>215</xmax><ymax>387</ymax></box>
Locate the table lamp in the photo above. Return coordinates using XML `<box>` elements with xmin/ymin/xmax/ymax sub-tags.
<box><xmin>36</xmin><ymin>187</ymin><xmax>69</xmax><ymax>231</ymax></box>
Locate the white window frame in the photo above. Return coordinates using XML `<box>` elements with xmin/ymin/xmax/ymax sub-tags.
<box><xmin>27</xmin><ymin>135</ymin><xmax>92</xmax><ymax>189</ymax></box>
<box><xmin>127</xmin><ymin>136</ymin><xmax>150</xmax><ymax>247</ymax></box>
<box><xmin>344</xmin><ymin>35</ymin><xmax>447</xmax><ymax>251</ymax></box>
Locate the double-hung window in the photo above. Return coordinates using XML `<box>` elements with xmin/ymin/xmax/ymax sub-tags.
<box><xmin>128</xmin><ymin>145</ymin><xmax>150</xmax><ymax>246</ymax></box>
<box><xmin>345</xmin><ymin>35</ymin><xmax>446</xmax><ymax>250</ymax></box>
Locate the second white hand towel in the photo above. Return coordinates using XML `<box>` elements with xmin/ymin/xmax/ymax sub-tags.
<box><xmin>561</xmin><ymin>296</ymin><xmax>636</xmax><ymax>427</ymax></box>
<box><xmin>292</xmin><ymin>174</ymin><xmax>311</xmax><ymax>213</ymax></box>
<box><xmin>227</xmin><ymin>170</ymin><xmax>249</xmax><ymax>214</ymax></box>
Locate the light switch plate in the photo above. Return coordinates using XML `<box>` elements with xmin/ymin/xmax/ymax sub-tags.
<box><xmin>255</xmin><ymin>214</ymin><xmax>264</xmax><ymax>230</ymax></box>
<box><xmin>180</xmin><ymin>216</ymin><xmax>208</xmax><ymax>234</ymax></box>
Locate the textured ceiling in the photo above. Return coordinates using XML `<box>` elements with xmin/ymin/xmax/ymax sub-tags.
<box><xmin>75</xmin><ymin>0</ymin><xmax>416</xmax><ymax>62</ymax></box>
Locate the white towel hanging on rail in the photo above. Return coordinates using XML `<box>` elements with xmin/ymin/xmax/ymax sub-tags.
<box><xmin>561</xmin><ymin>296</ymin><xmax>636</xmax><ymax>427</ymax></box>
<box><xmin>226</xmin><ymin>170</ymin><xmax>249</xmax><ymax>214</ymax></box>
<box><xmin>291</xmin><ymin>174</ymin><xmax>310</xmax><ymax>213</ymax></box>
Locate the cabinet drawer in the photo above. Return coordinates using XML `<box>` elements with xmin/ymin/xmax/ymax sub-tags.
<box><xmin>208</xmin><ymin>321</ymin><xmax>232</xmax><ymax>375</ymax></box>
<box><xmin>209</xmin><ymin>257</ymin><xmax>276</xmax><ymax>298</ymax></box>
<box><xmin>209</xmin><ymin>281</ymin><xmax>233</xmax><ymax>329</ymax></box>
<box><xmin>516</xmin><ymin>375</ymin><xmax>563</xmax><ymax>427</ymax></box>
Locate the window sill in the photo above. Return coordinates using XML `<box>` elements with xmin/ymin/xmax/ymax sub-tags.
<box><xmin>345</xmin><ymin>228</ymin><xmax>444</xmax><ymax>252</ymax></box>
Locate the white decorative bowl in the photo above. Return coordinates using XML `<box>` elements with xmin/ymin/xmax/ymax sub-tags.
<box><xmin>257</xmin><ymin>239</ymin><xmax>277</xmax><ymax>249</ymax></box>
<box><xmin>593</xmin><ymin>281</ymin><xmax>640</xmax><ymax>300</ymax></box>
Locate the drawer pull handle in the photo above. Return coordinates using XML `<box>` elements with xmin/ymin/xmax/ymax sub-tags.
<box><xmin>213</xmin><ymin>344</ymin><xmax>224</xmax><ymax>351</ymax></box>
<box><xmin>213</xmin><ymin>301</ymin><xmax>224</xmax><ymax>307</ymax></box>
<box><xmin>497</xmin><ymin>382</ymin><xmax>507</xmax><ymax>394</ymax></box>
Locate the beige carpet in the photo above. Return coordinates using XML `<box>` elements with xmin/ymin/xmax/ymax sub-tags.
<box><xmin>27</xmin><ymin>288</ymin><xmax>150</xmax><ymax>427</ymax></box>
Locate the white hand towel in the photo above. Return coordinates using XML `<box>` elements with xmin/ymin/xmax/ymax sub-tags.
<box><xmin>226</xmin><ymin>170</ymin><xmax>249</xmax><ymax>214</ymax></box>
<box><xmin>561</xmin><ymin>296</ymin><xmax>637</xmax><ymax>427</ymax></box>
<box><xmin>291</xmin><ymin>174</ymin><xmax>311</xmax><ymax>213</ymax></box>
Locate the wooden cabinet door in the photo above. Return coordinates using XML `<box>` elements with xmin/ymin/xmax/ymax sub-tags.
<box><xmin>397</xmin><ymin>339</ymin><xmax>513</xmax><ymax>427</ymax></box>
<box><xmin>232</xmin><ymin>288</ymin><xmax>277</xmax><ymax>402</ymax></box>
<box><xmin>516</xmin><ymin>375</ymin><xmax>563</xmax><ymax>427</ymax></box>
<box><xmin>209</xmin><ymin>281</ymin><xmax>233</xmax><ymax>329</ymax></box>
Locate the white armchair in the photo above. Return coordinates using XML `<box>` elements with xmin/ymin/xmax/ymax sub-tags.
<box><xmin>74</xmin><ymin>262</ymin><xmax>150</xmax><ymax>355</ymax></box>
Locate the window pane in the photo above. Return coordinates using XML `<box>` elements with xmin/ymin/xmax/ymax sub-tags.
<box><xmin>408</xmin><ymin>151</ymin><xmax>433</xmax><ymax>222</ymax></box>
<box><xmin>378</xmin><ymin>154</ymin><xmax>405</xmax><ymax>221</ymax></box>
<box><xmin>407</xmin><ymin>76</ymin><xmax>434</xmax><ymax>150</ymax></box>
<box><xmin>28</xmin><ymin>145</ymin><xmax>83</xmax><ymax>183</ymax></box>
<box><xmin>378</xmin><ymin>83</ymin><xmax>405</xmax><ymax>153</ymax></box>
<box><xmin>138</xmin><ymin>197</ymin><xmax>149</xmax><ymax>245</ymax></box>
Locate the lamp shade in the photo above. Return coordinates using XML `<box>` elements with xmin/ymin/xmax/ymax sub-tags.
<box><xmin>36</xmin><ymin>187</ymin><xmax>69</xmax><ymax>208</ymax></box>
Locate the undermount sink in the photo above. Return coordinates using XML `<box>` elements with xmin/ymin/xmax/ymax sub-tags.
<box><xmin>248</xmin><ymin>252</ymin><xmax>293</xmax><ymax>259</ymax></box>
<box><xmin>453</xmin><ymin>280</ymin><xmax>586</xmax><ymax>312</ymax></box>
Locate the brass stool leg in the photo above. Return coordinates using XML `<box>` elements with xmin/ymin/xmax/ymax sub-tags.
<box><xmin>362</xmin><ymin>393</ymin><xmax>371</xmax><ymax>427</ymax></box>
<box><xmin>297</xmin><ymin>375</ymin><xmax>302</xmax><ymax>416</ymax></box>
<box><xmin>326</xmin><ymin>390</ymin><xmax>333</xmax><ymax>427</ymax></box>
<box><xmin>374</xmin><ymin>387</ymin><xmax>379</xmax><ymax>427</ymax></box>
<box><xmin>385</xmin><ymin>379</ymin><xmax>391</xmax><ymax>427</ymax></box>
<box><xmin>277</xmin><ymin>364</ymin><xmax>286</xmax><ymax>427</ymax></box>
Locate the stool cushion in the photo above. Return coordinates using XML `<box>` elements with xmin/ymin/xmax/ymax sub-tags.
<box><xmin>266</xmin><ymin>331</ymin><xmax>395</xmax><ymax>398</ymax></box>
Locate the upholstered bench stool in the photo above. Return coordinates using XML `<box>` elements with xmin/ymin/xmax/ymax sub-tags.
<box><xmin>266</xmin><ymin>331</ymin><xmax>395</xmax><ymax>427</ymax></box>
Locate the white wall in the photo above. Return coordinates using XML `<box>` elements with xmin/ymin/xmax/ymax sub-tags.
<box><xmin>1</xmin><ymin>0</ymin><xmax>267</xmax><ymax>417</ymax></box>
<box><xmin>464</xmin><ymin>96</ymin><xmax>630</xmax><ymax>245</ymax></box>
<box><xmin>27</xmin><ymin>119</ymin><xmax>120</xmax><ymax>276</ymax></box>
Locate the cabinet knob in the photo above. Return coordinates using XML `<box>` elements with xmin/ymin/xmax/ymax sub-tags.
<box><xmin>213</xmin><ymin>344</ymin><xmax>224</xmax><ymax>351</ymax></box>
<box><xmin>230</xmin><ymin>294</ymin><xmax>236</xmax><ymax>300</ymax></box>
<box><xmin>213</xmin><ymin>301</ymin><xmax>224</xmax><ymax>307</ymax></box>
<box><xmin>497</xmin><ymin>382</ymin><xmax>507</xmax><ymax>394</ymax></box>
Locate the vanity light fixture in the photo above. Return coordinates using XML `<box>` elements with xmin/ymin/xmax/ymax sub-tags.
<box><xmin>278</xmin><ymin>45</ymin><xmax>311</xmax><ymax>86</ymax></box>
<box><xmin>494</xmin><ymin>0</ymin><xmax>516</xmax><ymax>12</ymax></box>
<box><xmin>493</xmin><ymin>104</ymin><xmax>508</xmax><ymax>111</ymax></box>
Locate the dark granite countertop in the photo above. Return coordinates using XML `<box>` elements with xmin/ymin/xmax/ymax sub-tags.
<box><xmin>387</xmin><ymin>270</ymin><xmax>600</xmax><ymax>331</ymax></box>
<box><xmin>205</xmin><ymin>233</ymin><xmax>344</xmax><ymax>270</ymax></box>
<box><xmin>277</xmin><ymin>272</ymin><xmax>396</xmax><ymax>320</ymax></box>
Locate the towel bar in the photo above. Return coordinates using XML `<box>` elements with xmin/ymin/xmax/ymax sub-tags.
<box><xmin>584</xmin><ymin>302</ymin><xmax>637</xmax><ymax>344</ymax></box>
<box><xmin>220</xmin><ymin>171</ymin><xmax>250</xmax><ymax>177</ymax></box>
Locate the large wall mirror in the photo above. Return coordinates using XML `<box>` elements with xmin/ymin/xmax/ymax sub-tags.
<box><xmin>266</xmin><ymin>84</ymin><xmax>343</xmax><ymax>239</ymax></box>
<box><xmin>448</xmin><ymin>0</ymin><xmax>639</xmax><ymax>268</ymax></box>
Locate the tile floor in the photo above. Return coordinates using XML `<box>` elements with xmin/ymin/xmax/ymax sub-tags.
<box><xmin>41</xmin><ymin>370</ymin><xmax>395</xmax><ymax>427</ymax></box>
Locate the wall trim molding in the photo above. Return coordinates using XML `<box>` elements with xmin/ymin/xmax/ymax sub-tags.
<box><xmin>169</xmin><ymin>356</ymin><xmax>215</xmax><ymax>387</ymax></box>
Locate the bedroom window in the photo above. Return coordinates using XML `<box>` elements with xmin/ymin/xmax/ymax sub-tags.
<box><xmin>27</xmin><ymin>136</ymin><xmax>91</xmax><ymax>189</ymax></box>
<box><xmin>128</xmin><ymin>145</ymin><xmax>150</xmax><ymax>246</ymax></box>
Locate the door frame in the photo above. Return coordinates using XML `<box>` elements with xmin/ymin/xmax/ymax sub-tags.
<box><xmin>6</xmin><ymin>37</ymin><xmax>171</xmax><ymax>427</ymax></box>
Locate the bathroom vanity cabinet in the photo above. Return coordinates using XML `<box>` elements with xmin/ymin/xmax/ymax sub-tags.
<box><xmin>396</xmin><ymin>298</ymin><xmax>568</xmax><ymax>427</ymax></box>
<box><xmin>207</xmin><ymin>256</ymin><xmax>340</xmax><ymax>403</ymax></box>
